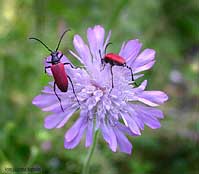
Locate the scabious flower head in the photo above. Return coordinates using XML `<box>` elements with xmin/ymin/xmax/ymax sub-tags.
<box><xmin>33</xmin><ymin>25</ymin><xmax>168</xmax><ymax>154</ymax></box>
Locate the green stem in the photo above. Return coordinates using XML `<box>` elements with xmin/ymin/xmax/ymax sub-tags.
<box><xmin>82</xmin><ymin>130</ymin><xmax>99</xmax><ymax>174</ymax></box>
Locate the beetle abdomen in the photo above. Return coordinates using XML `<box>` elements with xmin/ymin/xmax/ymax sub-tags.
<box><xmin>51</xmin><ymin>63</ymin><xmax>68</xmax><ymax>92</ymax></box>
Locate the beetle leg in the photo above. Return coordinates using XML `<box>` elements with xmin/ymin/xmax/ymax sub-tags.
<box><xmin>63</xmin><ymin>62</ymin><xmax>77</xmax><ymax>69</ymax></box>
<box><xmin>100</xmin><ymin>60</ymin><xmax>106</xmax><ymax>71</ymax></box>
<box><xmin>58</xmin><ymin>52</ymin><xmax>63</xmax><ymax>61</ymax></box>
<box><xmin>67</xmin><ymin>75</ymin><xmax>80</xmax><ymax>105</ymax></box>
<box><xmin>126</xmin><ymin>66</ymin><xmax>138</xmax><ymax>87</ymax></box>
<box><xmin>99</xmin><ymin>50</ymin><xmax>106</xmax><ymax>71</ymax></box>
<box><xmin>110</xmin><ymin>65</ymin><xmax>114</xmax><ymax>93</ymax></box>
<box><xmin>44</xmin><ymin>66</ymin><xmax>51</xmax><ymax>73</ymax></box>
<box><xmin>54</xmin><ymin>82</ymin><xmax>64</xmax><ymax>112</ymax></box>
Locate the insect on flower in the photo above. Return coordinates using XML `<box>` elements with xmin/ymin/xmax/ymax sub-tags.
<box><xmin>32</xmin><ymin>25</ymin><xmax>168</xmax><ymax>154</ymax></box>
<box><xmin>29</xmin><ymin>29</ymin><xmax>80</xmax><ymax>112</ymax></box>
<box><xmin>99</xmin><ymin>43</ymin><xmax>138</xmax><ymax>92</ymax></box>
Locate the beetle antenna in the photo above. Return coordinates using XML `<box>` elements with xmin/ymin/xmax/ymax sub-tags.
<box><xmin>29</xmin><ymin>37</ymin><xmax>53</xmax><ymax>52</ymax></box>
<box><xmin>105</xmin><ymin>42</ymin><xmax>112</xmax><ymax>55</ymax></box>
<box><xmin>55</xmin><ymin>29</ymin><xmax>71</xmax><ymax>51</ymax></box>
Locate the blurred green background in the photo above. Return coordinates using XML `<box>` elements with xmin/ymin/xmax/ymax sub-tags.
<box><xmin>0</xmin><ymin>0</ymin><xmax>199</xmax><ymax>173</ymax></box>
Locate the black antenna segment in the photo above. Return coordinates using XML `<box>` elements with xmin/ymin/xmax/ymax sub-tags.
<box><xmin>104</xmin><ymin>42</ymin><xmax>112</xmax><ymax>54</ymax></box>
<box><xmin>55</xmin><ymin>29</ymin><xmax>71</xmax><ymax>51</ymax></box>
<box><xmin>29</xmin><ymin>37</ymin><xmax>53</xmax><ymax>52</ymax></box>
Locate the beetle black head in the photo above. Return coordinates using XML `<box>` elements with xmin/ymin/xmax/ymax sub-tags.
<box><xmin>29</xmin><ymin>29</ymin><xmax>70</xmax><ymax>64</ymax></box>
<box><xmin>99</xmin><ymin>42</ymin><xmax>112</xmax><ymax>60</ymax></box>
<box><xmin>99</xmin><ymin>42</ymin><xmax>112</xmax><ymax>71</ymax></box>
<box><xmin>50</xmin><ymin>51</ymin><xmax>63</xmax><ymax>64</ymax></box>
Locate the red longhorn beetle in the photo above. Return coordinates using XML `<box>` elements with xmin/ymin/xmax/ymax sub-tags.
<box><xmin>99</xmin><ymin>43</ymin><xmax>138</xmax><ymax>92</ymax></box>
<box><xmin>29</xmin><ymin>29</ymin><xmax>79</xmax><ymax>112</ymax></box>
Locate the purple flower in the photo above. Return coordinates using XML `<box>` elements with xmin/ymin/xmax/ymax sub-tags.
<box><xmin>32</xmin><ymin>25</ymin><xmax>168</xmax><ymax>154</ymax></box>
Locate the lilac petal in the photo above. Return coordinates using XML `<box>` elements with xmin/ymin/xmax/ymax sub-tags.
<box><xmin>118</xmin><ymin>42</ymin><xmax>125</xmax><ymax>55</ymax></box>
<box><xmin>103</xmin><ymin>30</ymin><xmax>112</xmax><ymax>51</ymax></box>
<box><xmin>134</xmin><ymin>104</ymin><xmax>164</xmax><ymax>119</ymax></box>
<box><xmin>85</xmin><ymin>120</ymin><xmax>93</xmax><ymax>147</ymax></box>
<box><xmin>131</xmin><ymin>49</ymin><xmax>155</xmax><ymax>73</ymax></box>
<box><xmin>119</xmin><ymin>39</ymin><xmax>142</xmax><ymax>64</ymax></box>
<box><xmin>73</xmin><ymin>35</ymin><xmax>92</xmax><ymax>66</ymax></box>
<box><xmin>116</xmin><ymin>122</ymin><xmax>138</xmax><ymax>136</ymax></box>
<box><xmin>137</xmin><ymin>91</ymin><xmax>168</xmax><ymax>106</ymax></box>
<box><xmin>108</xmin><ymin>125</ymin><xmax>117</xmax><ymax>152</ymax></box>
<box><xmin>33</xmin><ymin>94</ymin><xmax>74</xmax><ymax>113</ymax></box>
<box><xmin>132</xmin><ymin>114</ymin><xmax>145</xmax><ymax>131</ymax></box>
<box><xmin>101</xmin><ymin>123</ymin><xmax>117</xmax><ymax>152</ymax></box>
<box><xmin>64</xmin><ymin>123</ymin><xmax>87</xmax><ymax>149</ymax></box>
<box><xmin>93</xmin><ymin>25</ymin><xmax>105</xmax><ymax>51</ymax></box>
<box><xmin>121</xmin><ymin>112</ymin><xmax>141</xmax><ymax>135</ymax></box>
<box><xmin>134</xmin><ymin>61</ymin><xmax>155</xmax><ymax>74</ymax></box>
<box><xmin>133</xmin><ymin>80</ymin><xmax>147</xmax><ymax>92</ymax></box>
<box><xmin>41</xmin><ymin>99</ymin><xmax>70</xmax><ymax>112</ymax></box>
<box><xmin>114</xmin><ymin>128</ymin><xmax>132</xmax><ymax>154</ymax></box>
<box><xmin>44</xmin><ymin>112</ymin><xmax>66</xmax><ymax>129</ymax></box>
<box><xmin>142</xmin><ymin>114</ymin><xmax>161</xmax><ymax>129</ymax></box>
<box><xmin>87</xmin><ymin>28</ymin><xmax>97</xmax><ymax>57</ymax></box>
<box><xmin>42</xmin><ymin>86</ymin><xmax>54</xmax><ymax>93</ymax></box>
<box><xmin>32</xmin><ymin>94</ymin><xmax>56</xmax><ymax>108</ymax></box>
<box><xmin>133</xmin><ymin>104</ymin><xmax>164</xmax><ymax>129</ymax></box>
<box><xmin>87</xmin><ymin>25</ymin><xmax>108</xmax><ymax>70</ymax></box>
<box><xmin>101</xmin><ymin>123</ymin><xmax>110</xmax><ymax>144</ymax></box>
<box><xmin>44</xmin><ymin>107</ymin><xmax>77</xmax><ymax>129</ymax></box>
<box><xmin>56</xmin><ymin>107</ymin><xmax>78</xmax><ymax>128</ymax></box>
<box><xmin>65</xmin><ymin>116</ymin><xmax>86</xmax><ymax>142</ymax></box>
<box><xmin>134</xmin><ymin>74</ymin><xmax>144</xmax><ymax>80</ymax></box>
<box><xmin>87</xmin><ymin>25</ymin><xmax>105</xmax><ymax>58</ymax></box>
<box><xmin>132</xmin><ymin>49</ymin><xmax>155</xmax><ymax>68</ymax></box>
<box><xmin>126</xmin><ymin>106</ymin><xmax>145</xmax><ymax>130</ymax></box>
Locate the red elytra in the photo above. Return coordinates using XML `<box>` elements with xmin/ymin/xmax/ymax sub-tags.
<box><xmin>104</xmin><ymin>53</ymin><xmax>126</xmax><ymax>65</ymax></box>
<box><xmin>51</xmin><ymin>63</ymin><xmax>68</xmax><ymax>92</ymax></box>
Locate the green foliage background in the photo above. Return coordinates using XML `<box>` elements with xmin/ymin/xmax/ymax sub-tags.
<box><xmin>0</xmin><ymin>0</ymin><xmax>198</xmax><ymax>173</ymax></box>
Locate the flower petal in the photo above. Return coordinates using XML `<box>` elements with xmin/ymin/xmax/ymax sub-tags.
<box><xmin>114</xmin><ymin>128</ymin><xmax>132</xmax><ymax>154</ymax></box>
<box><xmin>93</xmin><ymin>25</ymin><xmax>105</xmax><ymax>51</ymax></box>
<box><xmin>119</xmin><ymin>39</ymin><xmax>142</xmax><ymax>64</ymax></box>
<box><xmin>64</xmin><ymin>122</ymin><xmax>87</xmax><ymax>149</ymax></box>
<box><xmin>73</xmin><ymin>35</ymin><xmax>92</xmax><ymax>66</ymax></box>
<box><xmin>44</xmin><ymin>107</ymin><xmax>77</xmax><ymax>129</ymax></box>
<box><xmin>121</xmin><ymin>112</ymin><xmax>141</xmax><ymax>135</ymax></box>
<box><xmin>131</xmin><ymin>49</ymin><xmax>155</xmax><ymax>68</ymax></box>
<box><xmin>85</xmin><ymin>119</ymin><xmax>93</xmax><ymax>147</ymax></box>
<box><xmin>101</xmin><ymin>123</ymin><xmax>117</xmax><ymax>152</ymax></box>
<box><xmin>137</xmin><ymin>91</ymin><xmax>168</xmax><ymax>106</ymax></box>
<box><xmin>65</xmin><ymin>110</ymin><xmax>87</xmax><ymax>141</ymax></box>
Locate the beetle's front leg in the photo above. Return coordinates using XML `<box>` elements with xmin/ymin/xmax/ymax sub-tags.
<box><xmin>63</xmin><ymin>62</ymin><xmax>77</xmax><ymax>69</ymax></box>
<box><xmin>44</xmin><ymin>66</ymin><xmax>51</xmax><ymax>73</ymax></box>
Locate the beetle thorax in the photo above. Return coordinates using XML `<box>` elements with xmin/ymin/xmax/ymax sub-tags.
<box><xmin>51</xmin><ymin>51</ymin><xmax>61</xmax><ymax>64</ymax></box>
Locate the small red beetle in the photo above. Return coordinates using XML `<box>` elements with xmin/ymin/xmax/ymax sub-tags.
<box><xmin>99</xmin><ymin>43</ymin><xmax>138</xmax><ymax>91</ymax></box>
<box><xmin>29</xmin><ymin>30</ymin><xmax>79</xmax><ymax>112</ymax></box>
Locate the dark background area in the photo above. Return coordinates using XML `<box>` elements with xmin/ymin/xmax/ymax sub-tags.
<box><xmin>0</xmin><ymin>0</ymin><xmax>198</xmax><ymax>173</ymax></box>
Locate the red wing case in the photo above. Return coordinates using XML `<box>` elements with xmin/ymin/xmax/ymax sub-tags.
<box><xmin>105</xmin><ymin>53</ymin><xmax>126</xmax><ymax>65</ymax></box>
<box><xmin>51</xmin><ymin>63</ymin><xmax>68</xmax><ymax>92</ymax></box>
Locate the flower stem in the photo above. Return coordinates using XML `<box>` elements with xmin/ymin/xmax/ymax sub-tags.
<box><xmin>82</xmin><ymin>130</ymin><xmax>99</xmax><ymax>174</ymax></box>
